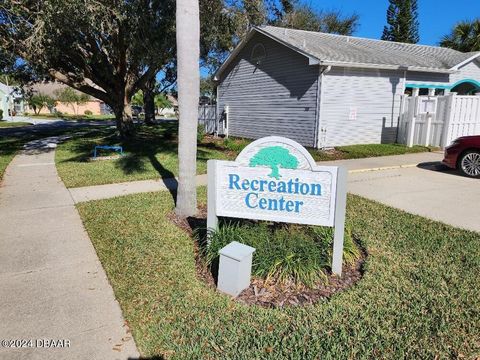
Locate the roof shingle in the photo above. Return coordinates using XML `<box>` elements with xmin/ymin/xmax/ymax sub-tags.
<box><xmin>259</xmin><ymin>26</ymin><xmax>479</xmax><ymax>71</ymax></box>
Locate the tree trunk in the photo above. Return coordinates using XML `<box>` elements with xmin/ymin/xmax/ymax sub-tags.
<box><xmin>114</xmin><ymin>100</ymin><xmax>135</xmax><ymax>138</ymax></box>
<box><xmin>175</xmin><ymin>0</ymin><xmax>200</xmax><ymax>217</ymax></box>
<box><xmin>143</xmin><ymin>86</ymin><xmax>156</xmax><ymax>125</ymax></box>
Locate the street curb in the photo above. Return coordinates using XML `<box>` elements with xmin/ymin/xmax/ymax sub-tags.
<box><xmin>348</xmin><ymin>164</ymin><xmax>419</xmax><ymax>174</ymax></box>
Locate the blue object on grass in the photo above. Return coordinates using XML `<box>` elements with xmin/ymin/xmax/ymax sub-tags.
<box><xmin>93</xmin><ymin>145</ymin><xmax>123</xmax><ymax>158</ymax></box>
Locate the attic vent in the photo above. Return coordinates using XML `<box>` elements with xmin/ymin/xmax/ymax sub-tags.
<box><xmin>251</xmin><ymin>43</ymin><xmax>266</xmax><ymax>65</ymax></box>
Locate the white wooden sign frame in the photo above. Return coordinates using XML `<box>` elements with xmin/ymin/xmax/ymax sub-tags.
<box><xmin>207</xmin><ymin>136</ymin><xmax>348</xmax><ymax>275</ymax></box>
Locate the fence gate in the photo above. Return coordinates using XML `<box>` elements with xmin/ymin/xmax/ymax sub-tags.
<box><xmin>399</xmin><ymin>94</ymin><xmax>480</xmax><ymax>148</ymax></box>
<box><xmin>198</xmin><ymin>104</ymin><xmax>217</xmax><ymax>134</ymax></box>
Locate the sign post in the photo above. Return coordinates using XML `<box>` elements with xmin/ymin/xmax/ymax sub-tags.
<box><xmin>331</xmin><ymin>166</ymin><xmax>347</xmax><ymax>275</ymax></box>
<box><xmin>207</xmin><ymin>136</ymin><xmax>347</xmax><ymax>275</ymax></box>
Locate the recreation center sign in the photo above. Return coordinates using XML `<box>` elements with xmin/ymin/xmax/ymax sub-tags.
<box><xmin>207</xmin><ymin>136</ymin><xmax>348</xmax><ymax>275</ymax></box>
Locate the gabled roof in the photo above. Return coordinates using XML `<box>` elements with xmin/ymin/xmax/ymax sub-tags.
<box><xmin>215</xmin><ymin>26</ymin><xmax>480</xmax><ymax>79</ymax></box>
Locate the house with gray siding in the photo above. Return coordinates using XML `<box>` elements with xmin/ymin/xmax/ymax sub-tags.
<box><xmin>0</xmin><ymin>82</ymin><xmax>24</xmax><ymax>119</ymax></box>
<box><xmin>214</xmin><ymin>26</ymin><xmax>480</xmax><ymax>148</ymax></box>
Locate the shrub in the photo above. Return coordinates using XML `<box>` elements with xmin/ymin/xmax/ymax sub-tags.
<box><xmin>197</xmin><ymin>123</ymin><xmax>206</xmax><ymax>143</ymax></box>
<box><xmin>200</xmin><ymin>220</ymin><xmax>360</xmax><ymax>287</ymax></box>
<box><xmin>0</xmin><ymin>109</ymin><xmax>3</xmax><ymax>120</ymax></box>
<box><xmin>84</xmin><ymin>110</ymin><xmax>93</xmax><ymax>116</ymax></box>
<box><xmin>223</xmin><ymin>137</ymin><xmax>250</xmax><ymax>153</ymax></box>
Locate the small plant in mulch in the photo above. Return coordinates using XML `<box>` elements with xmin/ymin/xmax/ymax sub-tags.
<box><xmin>170</xmin><ymin>210</ymin><xmax>366</xmax><ymax>308</ymax></box>
<box><xmin>222</xmin><ymin>137</ymin><xmax>250</xmax><ymax>153</ymax></box>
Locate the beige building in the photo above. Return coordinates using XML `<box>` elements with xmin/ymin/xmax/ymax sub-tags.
<box><xmin>26</xmin><ymin>82</ymin><xmax>107</xmax><ymax>116</ymax></box>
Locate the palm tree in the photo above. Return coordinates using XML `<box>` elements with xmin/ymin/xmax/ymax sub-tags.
<box><xmin>440</xmin><ymin>19</ymin><xmax>480</xmax><ymax>52</ymax></box>
<box><xmin>175</xmin><ymin>0</ymin><xmax>200</xmax><ymax>217</ymax></box>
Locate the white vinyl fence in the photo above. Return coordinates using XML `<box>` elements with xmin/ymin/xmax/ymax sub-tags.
<box><xmin>398</xmin><ymin>94</ymin><xmax>480</xmax><ymax>147</ymax></box>
<box><xmin>198</xmin><ymin>105</ymin><xmax>217</xmax><ymax>134</ymax></box>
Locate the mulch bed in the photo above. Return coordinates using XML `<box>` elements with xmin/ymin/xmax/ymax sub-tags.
<box><xmin>169</xmin><ymin>208</ymin><xmax>365</xmax><ymax>309</ymax></box>
<box><xmin>200</xmin><ymin>135</ymin><xmax>241</xmax><ymax>158</ymax></box>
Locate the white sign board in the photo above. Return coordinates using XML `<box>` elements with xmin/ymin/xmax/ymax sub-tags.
<box><xmin>417</xmin><ymin>97</ymin><xmax>437</xmax><ymax>114</ymax></box>
<box><xmin>207</xmin><ymin>136</ymin><xmax>348</xmax><ymax>275</ymax></box>
<box><xmin>349</xmin><ymin>107</ymin><xmax>357</xmax><ymax>121</ymax></box>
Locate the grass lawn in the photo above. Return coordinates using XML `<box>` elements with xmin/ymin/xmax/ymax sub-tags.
<box><xmin>55</xmin><ymin>123</ymin><xmax>233</xmax><ymax>188</ymax></box>
<box><xmin>309</xmin><ymin>143</ymin><xmax>436</xmax><ymax>162</ymax></box>
<box><xmin>0</xmin><ymin>121</ymin><xmax>32</xmax><ymax>128</ymax></box>
<box><xmin>77</xmin><ymin>189</ymin><xmax>480</xmax><ymax>359</ymax></box>
<box><xmin>0</xmin><ymin>136</ymin><xmax>28</xmax><ymax>180</ymax></box>
<box><xmin>0</xmin><ymin>125</ymin><xmax>110</xmax><ymax>182</ymax></box>
<box><xmin>56</xmin><ymin>122</ymin><xmax>435</xmax><ymax>188</ymax></box>
<box><xmin>26</xmin><ymin>113</ymin><xmax>115</xmax><ymax>121</ymax></box>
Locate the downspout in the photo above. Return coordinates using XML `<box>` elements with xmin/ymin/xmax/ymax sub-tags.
<box><xmin>215</xmin><ymin>84</ymin><xmax>219</xmax><ymax>136</ymax></box>
<box><xmin>396</xmin><ymin>70</ymin><xmax>407</xmax><ymax>143</ymax></box>
<box><xmin>315</xmin><ymin>65</ymin><xmax>331</xmax><ymax>149</ymax></box>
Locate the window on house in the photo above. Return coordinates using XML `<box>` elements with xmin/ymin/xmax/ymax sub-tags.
<box><xmin>251</xmin><ymin>43</ymin><xmax>266</xmax><ymax>65</ymax></box>
<box><xmin>419</xmin><ymin>88</ymin><xmax>429</xmax><ymax>96</ymax></box>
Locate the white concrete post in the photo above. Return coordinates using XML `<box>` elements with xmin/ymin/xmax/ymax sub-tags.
<box><xmin>428</xmin><ymin>88</ymin><xmax>435</xmax><ymax>96</ymax></box>
<box><xmin>412</xmin><ymin>88</ymin><xmax>420</xmax><ymax>97</ymax></box>
<box><xmin>207</xmin><ymin>160</ymin><xmax>218</xmax><ymax>239</ymax></box>
<box><xmin>331</xmin><ymin>166</ymin><xmax>348</xmax><ymax>276</ymax></box>
<box><xmin>217</xmin><ymin>241</ymin><xmax>256</xmax><ymax>297</ymax></box>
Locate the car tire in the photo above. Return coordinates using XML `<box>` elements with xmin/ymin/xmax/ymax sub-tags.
<box><xmin>458</xmin><ymin>150</ymin><xmax>480</xmax><ymax>178</ymax></box>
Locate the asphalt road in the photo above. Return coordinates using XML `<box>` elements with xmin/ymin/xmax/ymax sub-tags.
<box><xmin>347</xmin><ymin>163</ymin><xmax>480</xmax><ymax>233</ymax></box>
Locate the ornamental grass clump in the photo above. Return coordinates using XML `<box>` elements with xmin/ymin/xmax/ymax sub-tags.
<box><xmin>201</xmin><ymin>220</ymin><xmax>360</xmax><ymax>287</ymax></box>
<box><xmin>223</xmin><ymin>137</ymin><xmax>250</xmax><ymax>153</ymax></box>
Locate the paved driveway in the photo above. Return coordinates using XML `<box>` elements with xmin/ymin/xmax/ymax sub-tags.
<box><xmin>347</xmin><ymin>164</ymin><xmax>480</xmax><ymax>233</ymax></box>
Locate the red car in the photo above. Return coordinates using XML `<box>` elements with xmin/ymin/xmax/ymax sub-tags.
<box><xmin>442</xmin><ymin>135</ymin><xmax>480</xmax><ymax>178</ymax></box>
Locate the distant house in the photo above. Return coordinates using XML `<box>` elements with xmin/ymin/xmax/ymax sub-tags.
<box><xmin>215</xmin><ymin>26</ymin><xmax>480</xmax><ymax>148</ymax></box>
<box><xmin>0</xmin><ymin>82</ymin><xmax>24</xmax><ymax>118</ymax></box>
<box><xmin>159</xmin><ymin>94</ymin><xmax>178</xmax><ymax>117</ymax></box>
<box><xmin>26</xmin><ymin>82</ymin><xmax>108</xmax><ymax>116</ymax></box>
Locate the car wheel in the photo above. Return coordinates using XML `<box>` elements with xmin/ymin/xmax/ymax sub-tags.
<box><xmin>459</xmin><ymin>150</ymin><xmax>480</xmax><ymax>178</ymax></box>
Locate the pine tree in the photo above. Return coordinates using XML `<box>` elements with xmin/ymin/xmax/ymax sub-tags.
<box><xmin>381</xmin><ymin>0</ymin><xmax>419</xmax><ymax>43</ymax></box>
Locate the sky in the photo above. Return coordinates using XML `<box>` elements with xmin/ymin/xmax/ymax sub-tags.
<box><xmin>309</xmin><ymin>0</ymin><xmax>480</xmax><ymax>46</ymax></box>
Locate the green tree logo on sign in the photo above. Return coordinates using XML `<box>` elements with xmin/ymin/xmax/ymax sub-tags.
<box><xmin>249</xmin><ymin>146</ymin><xmax>299</xmax><ymax>179</ymax></box>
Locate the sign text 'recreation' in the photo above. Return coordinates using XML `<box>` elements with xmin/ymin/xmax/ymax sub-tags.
<box><xmin>228</xmin><ymin>174</ymin><xmax>322</xmax><ymax>213</ymax></box>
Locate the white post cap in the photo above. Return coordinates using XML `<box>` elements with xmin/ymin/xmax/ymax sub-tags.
<box><xmin>219</xmin><ymin>241</ymin><xmax>256</xmax><ymax>262</ymax></box>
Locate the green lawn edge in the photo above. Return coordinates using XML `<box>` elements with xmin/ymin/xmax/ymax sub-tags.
<box><xmin>56</xmin><ymin>123</ymin><xmax>436</xmax><ymax>188</ymax></box>
<box><xmin>77</xmin><ymin>189</ymin><xmax>480</xmax><ymax>359</ymax></box>
<box><xmin>0</xmin><ymin>121</ymin><xmax>32</xmax><ymax>128</ymax></box>
<box><xmin>0</xmin><ymin>136</ymin><xmax>30</xmax><ymax>180</ymax></box>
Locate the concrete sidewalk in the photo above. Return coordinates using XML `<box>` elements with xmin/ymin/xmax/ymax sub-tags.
<box><xmin>69</xmin><ymin>151</ymin><xmax>443</xmax><ymax>203</ymax></box>
<box><xmin>0</xmin><ymin>138</ymin><xmax>139</xmax><ymax>359</ymax></box>
<box><xmin>69</xmin><ymin>175</ymin><xmax>208</xmax><ymax>203</ymax></box>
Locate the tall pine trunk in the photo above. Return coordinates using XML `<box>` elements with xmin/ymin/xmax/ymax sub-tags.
<box><xmin>175</xmin><ymin>0</ymin><xmax>200</xmax><ymax>217</ymax></box>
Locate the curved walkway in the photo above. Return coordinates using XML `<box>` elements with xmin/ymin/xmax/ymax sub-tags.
<box><xmin>0</xmin><ymin>137</ymin><xmax>139</xmax><ymax>360</ymax></box>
